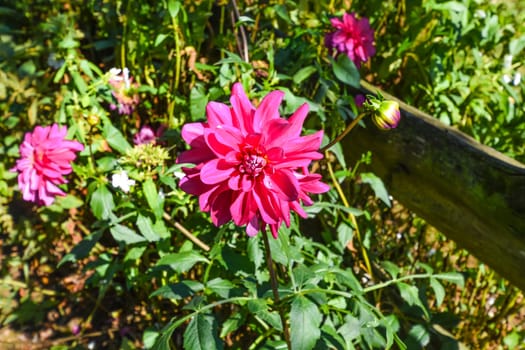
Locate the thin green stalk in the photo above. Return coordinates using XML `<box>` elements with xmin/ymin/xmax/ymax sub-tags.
<box><xmin>261</xmin><ymin>229</ymin><xmax>291</xmax><ymax>350</ymax></box>
<box><xmin>320</xmin><ymin>113</ymin><xmax>366</xmax><ymax>153</ymax></box>
<box><xmin>325</xmin><ymin>154</ymin><xmax>374</xmax><ymax>281</ymax></box>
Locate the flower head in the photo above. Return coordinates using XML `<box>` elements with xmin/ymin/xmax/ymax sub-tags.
<box><xmin>363</xmin><ymin>95</ymin><xmax>401</xmax><ymax>130</ymax></box>
<box><xmin>111</xmin><ymin>170</ymin><xmax>136</xmax><ymax>193</ymax></box>
<box><xmin>133</xmin><ymin>125</ymin><xmax>166</xmax><ymax>145</ymax></box>
<box><xmin>12</xmin><ymin>124</ymin><xmax>84</xmax><ymax>206</ymax></box>
<box><xmin>108</xmin><ymin>68</ymin><xmax>139</xmax><ymax>115</ymax></box>
<box><xmin>325</xmin><ymin>12</ymin><xmax>376</xmax><ymax>68</ymax></box>
<box><xmin>177</xmin><ymin>83</ymin><xmax>329</xmax><ymax>238</ymax></box>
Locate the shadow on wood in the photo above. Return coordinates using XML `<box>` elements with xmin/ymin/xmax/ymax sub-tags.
<box><xmin>343</xmin><ymin>83</ymin><xmax>525</xmax><ymax>291</ymax></box>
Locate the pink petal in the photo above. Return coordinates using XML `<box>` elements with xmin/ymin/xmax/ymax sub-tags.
<box><xmin>207</xmin><ymin>101</ymin><xmax>233</xmax><ymax>128</ymax></box>
<box><xmin>200</xmin><ymin>159</ymin><xmax>235</xmax><ymax>185</ymax></box>
<box><xmin>252</xmin><ymin>90</ymin><xmax>284</xmax><ymax>133</ymax></box>
<box><xmin>267</xmin><ymin>169</ymin><xmax>299</xmax><ymax>201</ymax></box>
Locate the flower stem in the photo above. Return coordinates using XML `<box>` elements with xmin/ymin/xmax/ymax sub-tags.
<box><xmin>325</xmin><ymin>156</ymin><xmax>374</xmax><ymax>281</ymax></box>
<box><xmin>261</xmin><ymin>229</ymin><xmax>291</xmax><ymax>349</ymax></box>
<box><xmin>320</xmin><ymin>113</ymin><xmax>366</xmax><ymax>153</ymax></box>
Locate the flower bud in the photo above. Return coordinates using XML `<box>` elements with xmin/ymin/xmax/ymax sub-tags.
<box><xmin>371</xmin><ymin>100</ymin><xmax>401</xmax><ymax>130</ymax></box>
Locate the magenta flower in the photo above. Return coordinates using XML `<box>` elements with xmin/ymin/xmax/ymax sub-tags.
<box><xmin>12</xmin><ymin>124</ymin><xmax>84</xmax><ymax>206</ymax></box>
<box><xmin>177</xmin><ymin>83</ymin><xmax>329</xmax><ymax>238</ymax></box>
<box><xmin>133</xmin><ymin>125</ymin><xmax>166</xmax><ymax>145</ymax></box>
<box><xmin>325</xmin><ymin>12</ymin><xmax>376</xmax><ymax>68</ymax></box>
<box><xmin>108</xmin><ymin>68</ymin><xmax>139</xmax><ymax>115</ymax></box>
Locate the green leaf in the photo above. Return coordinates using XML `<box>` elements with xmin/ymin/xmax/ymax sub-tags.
<box><xmin>336</xmin><ymin>222</ymin><xmax>353</xmax><ymax>253</ymax></box>
<box><xmin>293</xmin><ymin>66</ymin><xmax>317</xmax><ymax>85</ymax></box>
<box><xmin>397</xmin><ymin>282</ymin><xmax>428</xmax><ymax>317</ymax></box>
<box><xmin>90</xmin><ymin>184</ymin><xmax>115</xmax><ymax>220</ymax></box>
<box><xmin>338</xmin><ymin>314</ymin><xmax>360</xmax><ymax>345</ymax></box>
<box><xmin>136</xmin><ymin>214</ymin><xmax>161</xmax><ymax>241</ymax></box>
<box><xmin>206</xmin><ymin>278</ymin><xmax>235</xmax><ymax>298</ymax></box>
<box><xmin>58</xmin><ymin>230</ymin><xmax>103</xmax><ymax>267</ymax></box>
<box><xmin>360</xmin><ymin>172</ymin><xmax>391</xmax><ymax>207</ymax></box>
<box><xmin>434</xmin><ymin>272</ymin><xmax>464</xmax><ymax>287</ymax></box>
<box><xmin>380</xmin><ymin>261</ymin><xmax>400</xmax><ymax>279</ymax></box>
<box><xmin>156</xmin><ymin>251</ymin><xmax>209</xmax><ymax>273</ymax></box>
<box><xmin>430</xmin><ymin>278</ymin><xmax>445</xmax><ymax>307</ymax></box>
<box><xmin>143</xmin><ymin>179</ymin><xmax>163</xmax><ymax>219</ymax></box>
<box><xmin>190</xmin><ymin>85</ymin><xmax>208</xmax><ymax>121</ymax></box>
<box><xmin>110</xmin><ymin>224</ymin><xmax>147</xmax><ymax>244</ymax></box>
<box><xmin>406</xmin><ymin>324</ymin><xmax>430</xmax><ymax>348</ymax></box>
<box><xmin>167</xmin><ymin>0</ymin><xmax>181</xmax><ymax>18</ymax></box>
<box><xmin>56</xmin><ymin>194</ymin><xmax>83</xmax><ymax>209</ymax></box>
<box><xmin>103</xmin><ymin>121</ymin><xmax>132</xmax><ymax>154</ymax></box>
<box><xmin>183</xmin><ymin>314</ymin><xmax>222</xmax><ymax>350</ymax></box>
<box><xmin>220</xmin><ymin>312</ymin><xmax>246</xmax><ymax>338</ymax></box>
<box><xmin>143</xmin><ymin>327</ymin><xmax>160</xmax><ymax>349</ymax></box>
<box><xmin>150</xmin><ymin>281</ymin><xmax>204</xmax><ymax>300</ymax></box>
<box><xmin>290</xmin><ymin>296</ymin><xmax>322</xmax><ymax>350</ymax></box>
<box><xmin>331</xmin><ymin>55</ymin><xmax>360</xmax><ymax>89</ymax></box>
<box><xmin>247</xmin><ymin>299</ymin><xmax>282</xmax><ymax>331</ymax></box>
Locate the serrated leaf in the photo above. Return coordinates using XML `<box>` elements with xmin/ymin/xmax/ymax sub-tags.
<box><xmin>206</xmin><ymin>278</ymin><xmax>234</xmax><ymax>298</ymax></box>
<box><xmin>290</xmin><ymin>296</ymin><xmax>322</xmax><ymax>350</ymax></box>
<box><xmin>110</xmin><ymin>224</ymin><xmax>147</xmax><ymax>244</ymax></box>
<box><xmin>360</xmin><ymin>172</ymin><xmax>391</xmax><ymax>207</ymax></box>
<box><xmin>434</xmin><ymin>272</ymin><xmax>464</xmax><ymax>287</ymax></box>
<box><xmin>331</xmin><ymin>54</ymin><xmax>360</xmax><ymax>89</ymax></box>
<box><xmin>247</xmin><ymin>299</ymin><xmax>282</xmax><ymax>331</ymax></box>
<box><xmin>183</xmin><ymin>314</ymin><xmax>222</xmax><ymax>350</ymax></box>
<box><xmin>220</xmin><ymin>312</ymin><xmax>246</xmax><ymax>338</ymax></box>
<box><xmin>430</xmin><ymin>278</ymin><xmax>445</xmax><ymax>307</ymax></box>
<box><xmin>90</xmin><ymin>184</ymin><xmax>115</xmax><ymax>220</ymax></box>
<box><xmin>136</xmin><ymin>214</ymin><xmax>161</xmax><ymax>242</ymax></box>
<box><xmin>380</xmin><ymin>261</ymin><xmax>400</xmax><ymax>279</ymax></box>
<box><xmin>58</xmin><ymin>230</ymin><xmax>103</xmax><ymax>267</ymax></box>
<box><xmin>156</xmin><ymin>251</ymin><xmax>209</xmax><ymax>274</ymax></box>
<box><xmin>397</xmin><ymin>282</ymin><xmax>429</xmax><ymax>318</ymax></box>
<box><xmin>150</xmin><ymin>281</ymin><xmax>204</xmax><ymax>300</ymax></box>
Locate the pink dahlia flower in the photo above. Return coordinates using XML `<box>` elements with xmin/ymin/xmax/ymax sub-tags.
<box><xmin>108</xmin><ymin>68</ymin><xmax>139</xmax><ymax>115</ymax></box>
<box><xmin>177</xmin><ymin>83</ymin><xmax>329</xmax><ymax>238</ymax></box>
<box><xmin>325</xmin><ymin>12</ymin><xmax>376</xmax><ymax>68</ymax></box>
<box><xmin>12</xmin><ymin>124</ymin><xmax>84</xmax><ymax>206</ymax></box>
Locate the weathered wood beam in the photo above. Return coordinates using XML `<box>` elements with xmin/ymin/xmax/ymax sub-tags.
<box><xmin>342</xmin><ymin>81</ymin><xmax>525</xmax><ymax>291</ymax></box>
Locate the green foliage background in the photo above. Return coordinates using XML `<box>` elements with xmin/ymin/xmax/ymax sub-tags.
<box><xmin>0</xmin><ymin>0</ymin><xmax>524</xmax><ymax>349</ymax></box>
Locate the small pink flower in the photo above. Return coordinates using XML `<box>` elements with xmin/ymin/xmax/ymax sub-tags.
<box><xmin>177</xmin><ymin>83</ymin><xmax>329</xmax><ymax>238</ymax></box>
<box><xmin>12</xmin><ymin>124</ymin><xmax>84</xmax><ymax>206</ymax></box>
<box><xmin>354</xmin><ymin>94</ymin><xmax>366</xmax><ymax>108</ymax></box>
<box><xmin>108</xmin><ymin>68</ymin><xmax>139</xmax><ymax>115</ymax></box>
<box><xmin>325</xmin><ymin>12</ymin><xmax>376</xmax><ymax>68</ymax></box>
<box><xmin>133</xmin><ymin>125</ymin><xmax>166</xmax><ymax>145</ymax></box>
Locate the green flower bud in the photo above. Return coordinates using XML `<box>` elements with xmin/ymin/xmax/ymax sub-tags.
<box><xmin>371</xmin><ymin>100</ymin><xmax>401</xmax><ymax>130</ymax></box>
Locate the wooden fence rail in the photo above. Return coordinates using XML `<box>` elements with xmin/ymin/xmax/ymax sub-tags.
<box><xmin>343</xmin><ymin>81</ymin><xmax>525</xmax><ymax>291</ymax></box>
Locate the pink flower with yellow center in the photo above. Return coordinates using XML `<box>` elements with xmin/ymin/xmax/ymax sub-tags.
<box><xmin>177</xmin><ymin>83</ymin><xmax>329</xmax><ymax>238</ymax></box>
<box><xmin>12</xmin><ymin>124</ymin><xmax>84</xmax><ymax>206</ymax></box>
<box><xmin>325</xmin><ymin>12</ymin><xmax>376</xmax><ymax>68</ymax></box>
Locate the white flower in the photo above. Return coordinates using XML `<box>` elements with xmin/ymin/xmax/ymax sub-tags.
<box><xmin>111</xmin><ymin>171</ymin><xmax>136</xmax><ymax>193</ymax></box>
<box><xmin>513</xmin><ymin>72</ymin><xmax>521</xmax><ymax>86</ymax></box>
<box><xmin>503</xmin><ymin>54</ymin><xmax>513</xmax><ymax>69</ymax></box>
